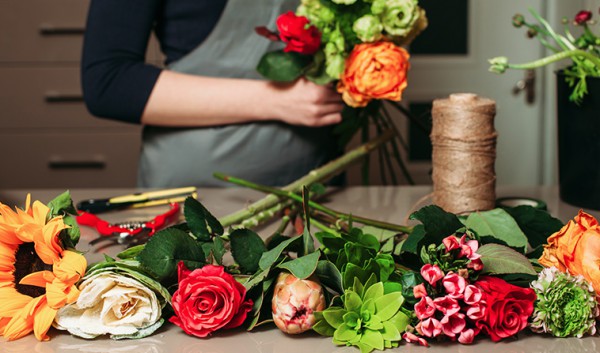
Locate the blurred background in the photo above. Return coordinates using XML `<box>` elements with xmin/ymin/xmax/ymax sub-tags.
<box><xmin>0</xmin><ymin>0</ymin><xmax>597</xmax><ymax>189</ymax></box>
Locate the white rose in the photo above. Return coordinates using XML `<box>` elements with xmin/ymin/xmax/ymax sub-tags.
<box><xmin>54</xmin><ymin>272</ymin><xmax>163</xmax><ymax>339</ymax></box>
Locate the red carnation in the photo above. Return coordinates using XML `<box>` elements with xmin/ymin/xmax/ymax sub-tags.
<box><xmin>169</xmin><ymin>263</ymin><xmax>253</xmax><ymax>338</ymax></box>
<box><xmin>276</xmin><ymin>11</ymin><xmax>321</xmax><ymax>55</ymax></box>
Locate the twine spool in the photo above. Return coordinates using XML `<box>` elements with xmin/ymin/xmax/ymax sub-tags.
<box><xmin>430</xmin><ymin>93</ymin><xmax>497</xmax><ymax>214</ymax></box>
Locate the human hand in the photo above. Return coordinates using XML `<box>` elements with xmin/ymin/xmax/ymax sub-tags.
<box><xmin>269</xmin><ymin>78</ymin><xmax>343</xmax><ymax>127</ymax></box>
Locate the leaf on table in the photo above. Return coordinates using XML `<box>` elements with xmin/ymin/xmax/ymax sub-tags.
<box><xmin>230</xmin><ymin>228</ymin><xmax>267</xmax><ymax>274</ymax></box>
<box><xmin>464</xmin><ymin>208</ymin><xmax>528</xmax><ymax>253</ymax></box>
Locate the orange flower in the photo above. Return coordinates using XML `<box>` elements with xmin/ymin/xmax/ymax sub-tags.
<box><xmin>539</xmin><ymin>210</ymin><xmax>600</xmax><ymax>293</ymax></box>
<box><xmin>337</xmin><ymin>41</ymin><xmax>410</xmax><ymax>108</ymax></box>
<box><xmin>0</xmin><ymin>196</ymin><xmax>86</xmax><ymax>341</ymax></box>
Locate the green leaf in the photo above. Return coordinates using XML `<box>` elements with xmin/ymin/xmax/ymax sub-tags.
<box><xmin>256</xmin><ymin>50</ymin><xmax>312</xmax><ymax>82</ymax></box>
<box><xmin>361</xmin><ymin>329</ymin><xmax>384</xmax><ymax>351</ymax></box>
<box><xmin>322</xmin><ymin>307</ymin><xmax>346</xmax><ymax>329</ymax></box>
<box><xmin>110</xmin><ymin>319</ymin><xmax>165</xmax><ymax>340</ymax></box>
<box><xmin>477</xmin><ymin>243</ymin><xmax>537</xmax><ymax>275</ymax></box>
<box><xmin>116</xmin><ymin>244</ymin><xmax>145</xmax><ymax>259</ymax></box>
<box><xmin>360</xmin><ymin>226</ymin><xmax>398</xmax><ymax>244</ymax></box>
<box><xmin>388</xmin><ymin>311</ymin><xmax>410</xmax><ymax>332</ymax></box>
<box><xmin>381</xmin><ymin>321</ymin><xmax>401</xmax><ymax>341</ymax></box>
<box><xmin>259</xmin><ymin>235</ymin><xmax>301</xmax><ymax>271</ymax></box>
<box><xmin>364</xmin><ymin>282</ymin><xmax>384</xmax><ymax>302</ymax></box>
<box><xmin>400</xmin><ymin>224</ymin><xmax>426</xmax><ymax>255</ymax></box>
<box><xmin>212</xmin><ymin>236</ymin><xmax>226</xmax><ymax>265</ymax></box>
<box><xmin>184</xmin><ymin>197</ymin><xmax>223</xmax><ymax>241</ymax></box>
<box><xmin>277</xmin><ymin>251</ymin><xmax>321</xmax><ymax>279</ymax></box>
<box><xmin>314</xmin><ymin>260</ymin><xmax>343</xmax><ymax>294</ymax></box>
<box><xmin>137</xmin><ymin>228</ymin><xmax>205</xmax><ymax>284</ymax></box>
<box><xmin>343</xmin><ymin>263</ymin><xmax>367</xmax><ymax>290</ymax></box>
<box><xmin>312</xmin><ymin>318</ymin><xmax>336</xmax><ymax>336</ymax></box>
<box><xmin>315</xmin><ymin>232</ymin><xmax>346</xmax><ymax>252</ymax></box>
<box><xmin>409</xmin><ymin>205</ymin><xmax>464</xmax><ymax>245</ymax></box>
<box><xmin>61</xmin><ymin>214</ymin><xmax>80</xmax><ymax>247</ymax></box>
<box><xmin>334</xmin><ymin>323</ymin><xmax>359</xmax><ymax>342</ymax></box>
<box><xmin>502</xmin><ymin>205</ymin><xmax>564</xmax><ymax>250</ymax></box>
<box><xmin>345</xmin><ymin>291</ymin><xmax>363</xmax><ymax>312</ymax></box>
<box><xmin>48</xmin><ymin>190</ymin><xmax>77</xmax><ymax>217</ymax></box>
<box><xmin>400</xmin><ymin>271</ymin><xmax>423</xmax><ymax>306</ymax></box>
<box><xmin>465</xmin><ymin>208</ymin><xmax>528</xmax><ymax>253</ymax></box>
<box><xmin>344</xmin><ymin>228</ymin><xmax>380</xmax><ymax>251</ymax></box>
<box><xmin>374</xmin><ymin>292</ymin><xmax>403</xmax><ymax>321</ymax></box>
<box><xmin>230</xmin><ymin>229</ymin><xmax>267</xmax><ymax>274</ymax></box>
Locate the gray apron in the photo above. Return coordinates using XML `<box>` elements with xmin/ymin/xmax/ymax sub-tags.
<box><xmin>138</xmin><ymin>0</ymin><xmax>338</xmax><ymax>187</ymax></box>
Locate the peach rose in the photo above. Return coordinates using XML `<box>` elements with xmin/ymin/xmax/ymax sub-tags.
<box><xmin>337</xmin><ymin>41</ymin><xmax>410</xmax><ymax>107</ymax></box>
<box><xmin>539</xmin><ymin>210</ymin><xmax>600</xmax><ymax>292</ymax></box>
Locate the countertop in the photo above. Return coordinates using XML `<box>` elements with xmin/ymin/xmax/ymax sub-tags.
<box><xmin>1</xmin><ymin>185</ymin><xmax>599</xmax><ymax>352</ymax></box>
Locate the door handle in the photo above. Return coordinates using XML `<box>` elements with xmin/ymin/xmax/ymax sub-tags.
<box><xmin>512</xmin><ymin>69</ymin><xmax>535</xmax><ymax>105</ymax></box>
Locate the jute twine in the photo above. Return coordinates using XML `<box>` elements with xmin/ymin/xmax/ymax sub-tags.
<box><xmin>430</xmin><ymin>93</ymin><xmax>497</xmax><ymax>214</ymax></box>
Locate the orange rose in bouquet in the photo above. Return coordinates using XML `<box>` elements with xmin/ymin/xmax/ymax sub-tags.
<box><xmin>337</xmin><ymin>41</ymin><xmax>410</xmax><ymax>108</ymax></box>
<box><xmin>539</xmin><ymin>210</ymin><xmax>600</xmax><ymax>292</ymax></box>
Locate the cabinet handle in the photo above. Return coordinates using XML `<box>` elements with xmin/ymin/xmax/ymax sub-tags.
<box><xmin>39</xmin><ymin>24</ymin><xmax>85</xmax><ymax>36</ymax></box>
<box><xmin>48</xmin><ymin>158</ymin><xmax>106</xmax><ymax>170</ymax></box>
<box><xmin>45</xmin><ymin>91</ymin><xmax>84</xmax><ymax>103</ymax></box>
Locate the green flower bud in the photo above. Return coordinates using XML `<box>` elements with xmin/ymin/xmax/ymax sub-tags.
<box><xmin>512</xmin><ymin>14</ymin><xmax>525</xmax><ymax>27</ymax></box>
<box><xmin>331</xmin><ymin>0</ymin><xmax>358</xmax><ymax>4</ymax></box>
<box><xmin>353</xmin><ymin>15</ymin><xmax>383</xmax><ymax>42</ymax></box>
<box><xmin>530</xmin><ymin>267</ymin><xmax>600</xmax><ymax>338</ymax></box>
<box><xmin>488</xmin><ymin>56</ymin><xmax>509</xmax><ymax>74</ymax></box>
<box><xmin>297</xmin><ymin>0</ymin><xmax>335</xmax><ymax>31</ymax></box>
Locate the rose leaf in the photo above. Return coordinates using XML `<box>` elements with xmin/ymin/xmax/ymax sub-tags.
<box><xmin>276</xmin><ymin>251</ymin><xmax>321</xmax><ymax>279</ymax></box>
<box><xmin>256</xmin><ymin>50</ymin><xmax>312</xmax><ymax>82</ymax></box>
<box><xmin>230</xmin><ymin>228</ymin><xmax>267</xmax><ymax>274</ymax></box>
<box><xmin>465</xmin><ymin>208</ymin><xmax>528</xmax><ymax>253</ymax></box>
<box><xmin>184</xmin><ymin>197</ymin><xmax>223</xmax><ymax>241</ymax></box>
<box><xmin>477</xmin><ymin>243</ymin><xmax>537</xmax><ymax>275</ymax></box>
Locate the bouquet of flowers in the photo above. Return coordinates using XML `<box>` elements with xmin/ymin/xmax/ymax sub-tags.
<box><xmin>3</xmin><ymin>171</ymin><xmax>600</xmax><ymax>350</ymax></box>
<box><xmin>256</xmin><ymin>0</ymin><xmax>428</xmax><ymax>184</ymax></box>
<box><xmin>489</xmin><ymin>7</ymin><xmax>600</xmax><ymax>104</ymax></box>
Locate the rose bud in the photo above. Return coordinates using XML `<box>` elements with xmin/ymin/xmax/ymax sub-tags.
<box><xmin>272</xmin><ymin>272</ymin><xmax>326</xmax><ymax>334</ymax></box>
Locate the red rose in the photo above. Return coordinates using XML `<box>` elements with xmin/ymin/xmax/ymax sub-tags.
<box><xmin>474</xmin><ymin>276</ymin><xmax>536</xmax><ymax>342</ymax></box>
<box><xmin>169</xmin><ymin>263</ymin><xmax>253</xmax><ymax>338</ymax></box>
<box><xmin>276</xmin><ymin>11</ymin><xmax>321</xmax><ymax>55</ymax></box>
<box><xmin>574</xmin><ymin>10</ymin><xmax>592</xmax><ymax>25</ymax></box>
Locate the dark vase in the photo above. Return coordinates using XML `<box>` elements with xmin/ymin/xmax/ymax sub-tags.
<box><xmin>556</xmin><ymin>71</ymin><xmax>600</xmax><ymax>210</ymax></box>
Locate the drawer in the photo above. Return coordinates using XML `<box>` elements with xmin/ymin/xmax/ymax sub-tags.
<box><xmin>0</xmin><ymin>131</ymin><xmax>141</xmax><ymax>188</ymax></box>
<box><xmin>0</xmin><ymin>0</ymin><xmax>162</xmax><ymax>63</ymax></box>
<box><xmin>0</xmin><ymin>67</ymin><xmax>144</xmax><ymax>130</ymax></box>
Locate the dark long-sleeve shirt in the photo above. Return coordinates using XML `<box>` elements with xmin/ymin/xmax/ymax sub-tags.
<box><xmin>81</xmin><ymin>0</ymin><xmax>227</xmax><ymax>124</ymax></box>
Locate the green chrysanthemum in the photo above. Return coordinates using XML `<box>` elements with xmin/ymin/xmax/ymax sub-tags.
<box><xmin>371</xmin><ymin>0</ymin><xmax>420</xmax><ymax>37</ymax></box>
<box><xmin>313</xmin><ymin>275</ymin><xmax>410</xmax><ymax>353</ymax></box>
<box><xmin>530</xmin><ymin>267</ymin><xmax>599</xmax><ymax>338</ymax></box>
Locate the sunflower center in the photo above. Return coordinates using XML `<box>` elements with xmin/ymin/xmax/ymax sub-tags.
<box><xmin>14</xmin><ymin>243</ymin><xmax>52</xmax><ymax>297</ymax></box>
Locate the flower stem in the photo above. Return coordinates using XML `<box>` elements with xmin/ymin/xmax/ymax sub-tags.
<box><xmin>214</xmin><ymin>172</ymin><xmax>413</xmax><ymax>234</ymax></box>
<box><xmin>506</xmin><ymin>49</ymin><xmax>600</xmax><ymax>71</ymax></box>
<box><xmin>216</xmin><ymin>129</ymin><xmax>396</xmax><ymax>227</ymax></box>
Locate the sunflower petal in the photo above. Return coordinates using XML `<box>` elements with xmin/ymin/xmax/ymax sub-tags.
<box><xmin>20</xmin><ymin>271</ymin><xmax>55</xmax><ymax>288</ymax></box>
<box><xmin>15</xmin><ymin>223</ymin><xmax>38</xmax><ymax>243</ymax></box>
<box><xmin>2</xmin><ymin>295</ymin><xmax>42</xmax><ymax>340</ymax></box>
<box><xmin>33</xmin><ymin>301</ymin><xmax>57</xmax><ymax>341</ymax></box>
<box><xmin>31</xmin><ymin>201</ymin><xmax>50</xmax><ymax>225</ymax></box>
<box><xmin>0</xmin><ymin>288</ymin><xmax>31</xmax><ymax>318</ymax></box>
<box><xmin>53</xmin><ymin>251</ymin><xmax>87</xmax><ymax>284</ymax></box>
<box><xmin>0</xmin><ymin>224</ymin><xmax>21</xmax><ymax>245</ymax></box>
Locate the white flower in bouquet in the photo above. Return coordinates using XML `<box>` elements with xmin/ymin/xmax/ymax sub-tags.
<box><xmin>54</xmin><ymin>272</ymin><xmax>165</xmax><ymax>339</ymax></box>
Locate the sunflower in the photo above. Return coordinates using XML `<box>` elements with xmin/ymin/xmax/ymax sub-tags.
<box><xmin>0</xmin><ymin>195</ymin><xmax>86</xmax><ymax>341</ymax></box>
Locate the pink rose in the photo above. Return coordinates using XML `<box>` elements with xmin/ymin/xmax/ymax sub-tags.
<box><xmin>433</xmin><ymin>296</ymin><xmax>460</xmax><ymax>316</ymax></box>
<box><xmin>403</xmin><ymin>331</ymin><xmax>429</xmax><ymax>347</ymax></box>
<box><xmin>463</xmin><ymin>284</ymin><xmax>483</xmax><ymax>304</ymax></box>
<box><xmin>440</xmin><ymin>313</ymin><xmax>466</xmax><ymax>338</ymax></box>
<box><xmin>474</xmin><ymin>276</ymin><xmax>536</xmax><ymax>342</ymax></box>
<box><xmin>415</xmin><ymin>296</ymin><xmax>436</xmax><ymax>320</ymax></box>
<box><xmin>465</xmin><ymin>303</ymin><xmax>486</xmax><ymax>321</ymax></box>
<box><xmin>467</xmin><ymin>258</ymin><xmax>484</xmax><ymax>271</ymax></box>
<box><xmin>276</xmin><ymin>11</ymin><xmax>321</xmax><ymax>55</ymax></box>
<box><xmin>458</xmin><ymin>328</ymin><xmax>478</xmax><ymax>344</ymax></box>
<box><xmin>419</xmin><ymin>318</ymin><xmax>442</xmax><ymax>338</ymax></box>
<box><xmin>169</xmin><ymin>263</ymin><xmax>253</xmax><ymax>338</ymax></box>
<box><xmin>413</xmin><ymin>283</ymin><xmax>427</xmax><ymax>299</ymax></box>
<box><xmin>421</xmin><ymin>264</ymin><xmax>444</xmax><ymax>285</ymax></box>
<box><xmin>443</xmin><ymin>235</ymin><xmax>460</xmax><ymax>252</ymax></box>
<box><xmin>442</xmin><ymin>272</ymin><xmax>466</xmax><ymax>298</ymax></box>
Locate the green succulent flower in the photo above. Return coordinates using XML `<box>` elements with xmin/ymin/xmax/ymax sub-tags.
<box><xmin>530</xmin><ymin>267</ymin><xmax>600</xmax><ymax>338</ymax></box>
<box><xmin>353</xmin><ymin>15</ymin><xmax>383</xmax><ymax>42</ymax></box>
<box><xmin>372</xmin><ymin>0</ymin><xmax>420</xmax><ymax>37</ymax></box>
<box><xmin>313</xmin><ymin>275</ymin><xmax>410</xmax><ymax>353</ymax></box>
<box><xmin>323</xmin><ymin>26</ymin><xmax>347</xmax><ymax>79</ymax></box>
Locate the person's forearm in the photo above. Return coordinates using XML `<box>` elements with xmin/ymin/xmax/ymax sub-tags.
<box><xmin>140</xmin><ymin>70</ymin><xmax>343</xmax><ymax>127</ymax></box>
<box><xmin>141</xmin><ymin>70</ymin><xmax>280</xmax><ymax>126</ymax></box>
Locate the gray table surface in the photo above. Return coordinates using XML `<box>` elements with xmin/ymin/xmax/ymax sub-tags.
<box><xmin>1</xmin><ymin>185</ymin><xmax>599</xmax><ymax>352</ymax></box>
